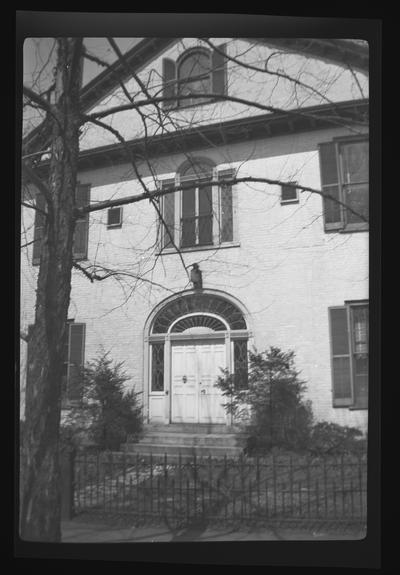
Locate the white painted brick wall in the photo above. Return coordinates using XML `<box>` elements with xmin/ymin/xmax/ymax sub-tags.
<box><xmin>20</xmin><ymin>125</ymin><xmax>368</xmax><ymax>432</ymax></box>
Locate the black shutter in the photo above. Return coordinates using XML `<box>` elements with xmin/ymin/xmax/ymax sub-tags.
<box><xmin>162</xmin><ymin>58</ymin><xmax>177</xmax><ymax>109</ymax></box>
<box><xmin>329</xmin><ymin>307</ymin><xmax>353</xmax><ymax>406</ymax></box>
<box><xmin>32</xmin><ymin>193</ymin><xmax>46</xmax><ymax>265</ymax></box>
<box><xmin>161</xmin><ymin>179</ymin><xmax>176</xmax><ymax>248</ymax></box>
<box><xmin>218</xmin><ymin>168</ymin><xmax>235</xmax><ymax>242</ymax></box>
<box><xmin>319</xmin><ymin>142</ymin><xmax>342</xmax><ymax>231</ymax></box>
<box><xmin>73</xmin><ymin>184</ymin><xmax>90</xmax><ymax>260</ymax></box>
<box><xmin>26</xmin><ymin>324</ymin><xmax>35</xmax><ymax>390</ymax></box>
<box><xmin>212</xmin><ymin>43</ymin><xmax>227</xmax><ymax>96</ymax></box>
<box><xmin>67</xmin><ymin>323</ymin><xmax>85</xmax><ymax>403</ymax></box>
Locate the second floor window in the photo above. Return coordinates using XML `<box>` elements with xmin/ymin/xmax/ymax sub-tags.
<box><xmin>319</xmin><ymin>137</ymin><xmax>369</xmax><ymax>232</ymax></box>
<box><xmin>32</xmin><ymin>183</ymin><xmax>90</xmax><ymax>265</ymax></box>
<box><xmin>160</xmin><ymin>161</ymin><xmax>235</xmax><ymax>251</ymax></box>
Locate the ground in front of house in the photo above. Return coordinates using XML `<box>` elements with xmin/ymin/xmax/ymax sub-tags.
<box><xmin>62</xmin><ymin>517</ymin><xmax>365</xmax><ymax>542</ymax></box>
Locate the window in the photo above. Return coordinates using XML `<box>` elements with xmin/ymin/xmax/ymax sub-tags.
<box><xmin>107</xmin><ymin>206</ymin><xmax>123</xmax><ymax>228</ymax></box>
<box><xmin>160</xmin><ymin>162</ymin><xmax>235</xmax><ymax>251</ymax></box>
<box><xmin>32</xmin><ymin>184</ymin><xmax>91</xmax><ymax>265</ymax></box>
<box><xmin>152</xmin><ymin>293</ymin><xmax>247</xmax><ymax>334</ymax></box>
<box><xmin>178</xmin><ymin>50</ymin><xmax>212</xmax><ymax>107</ymax></box>
<box><xmin>234</xmin><ymin>339</ymin><xmax>248</xmax><ymax>389</ymax></box>
<box><xmin>329</xmin><ymin>302</ymin><xmax>368</xmax><ymax>409</ymax></box>
<box><xmin>319</xmin><ymin>138</ymin><xmax>368</xmax><ymax>232</ymax></box>
<box><xmin>162</xmin><ymin>44</ymin><xmax>227</xmax><ymax>110</ymax></box>
<box><xmin>181</xmin><ymin>169</ymin><xmax>213</xmax><ymax>248</ymax></box>
<box><xmin>26</xmin><ymin>321</ymin><xmax>86</xmax><ymax>406</ymax></box>
<box><xmin>280</xmin><ymin>182</ymin><xmax>299</xmax><ymax>204</ymax></box>
<box><xmin>151</xmin><ymin>343</ymin><xmax>164</xmax><ymax>392</ymax></box>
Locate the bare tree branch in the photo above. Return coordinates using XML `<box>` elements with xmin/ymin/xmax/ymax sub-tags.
<box><xmin>83</xmin><ymin>92</ymin><xmax>367</xmax><ymax>132</ymax></box>
<box><xmin>23</xmin><ymin>85</ymin><xmax>54</xmax><ymax>115</ymax></box>
<box><xmin>21</xmin><ymin>161</ymin><xmax>52</xmax><ymax>204</ymax></box>
<box><xmin>78</xmin><ymin>176</ymin><xmax>368</xmax><ymax>224</ymax></box>
<box><xmin>73</xmin><ymin>261</ymin><xmax>175</xmax><ymax>292</ymax></box>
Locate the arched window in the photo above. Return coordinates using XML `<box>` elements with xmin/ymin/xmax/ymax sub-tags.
<box><xmin>177</xmin><ymin>49</ymin><xmax>212</xmax><ymax>107</ymax></box>
<box><xmin>162</xmin><ymin>44</ymin><xmax>227</xmax><ymax>110</ymax></box>
<box><xmin>151</xmin><ymin>292</ymin><xmax>247</xmax><ymax>334</ymax></box>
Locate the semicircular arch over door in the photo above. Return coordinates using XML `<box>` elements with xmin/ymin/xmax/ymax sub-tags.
<box><xmin>145</xmin><ymin>291</ymin><xmax>250</xmax><ymax>425</ymax></box>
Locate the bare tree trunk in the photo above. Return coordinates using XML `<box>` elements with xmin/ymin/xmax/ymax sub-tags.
<box><xmin>20</xmin><ymin>38</ymin><xmax>83</xmax><ymax>542</ymax></box>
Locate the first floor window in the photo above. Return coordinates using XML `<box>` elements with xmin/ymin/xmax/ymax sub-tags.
<box><xmin>234</xmin><ymin>339</ymin><xmax>248</xmax><ymax>390</ymax></box>
<box><xmin>61</xmin><ymin>321</ymin><xmax>86</xmax><ymax>405</ymax></box>
<box><xmin>151</xmin><ymin>343</ymin><xmax>165</xmax><ymax>391</ymax></box>
<box><xmin>329</xmin><ymin>302</ymin><xmax>368</xmax><ymax>409</ymax></box>
<box><xmin>26</xmin><ymin>321</ymin><xmax>86</xmax><ymax>407</ymax></box>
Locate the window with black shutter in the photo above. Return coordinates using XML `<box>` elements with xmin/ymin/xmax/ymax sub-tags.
<box><xmin>31</xmin><ymin>184</ymin><xmax>90</xmax><ymax>265</ymax></box>
<box><xmin>319</xmin><ymin>138</ymin><xmax>368</xmax><ymax>232</ymax></box>
<box><xmin>73</xmin><ymin>184</ymin><xmax>90</xmax><ymax>260</ymax></box>
<box><xmin>32</xmin><ymin>193</ymin><xmax>46</xmax><ymax>265</ymax></box>
<box><xmin>62</xmin><ymin>321</ymin><xmax>86</xmax><ymax>406</ymax></box>
<box><xmin>161</xmin><ymin>44</ymin><xmax>227</xmax><ymax>110</ymax></box>
<box><xmin>160</xmin><ymin>162</ymin><xmax>235</xmax><ymax>251</ymax></box>
<box><xmin>161</xmin><ymin>179</ymin><xmax>176</xmax><ymax>249</ymax></box>
<box><xmin>328</xmin><ymin>302</ymin><xmax>368</xmax><ymax>409</ymax></box>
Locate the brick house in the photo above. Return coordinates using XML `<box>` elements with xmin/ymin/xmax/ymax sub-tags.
<box><xmin>21</xmin><ymin>38</ymin><xmax>369</xmax><ymax>440</ymax></box>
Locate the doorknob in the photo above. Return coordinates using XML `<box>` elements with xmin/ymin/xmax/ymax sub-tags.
<box><xmin>182</xmin><ymin>375</ymin><xmax>187</xmax><ymax>383</ymax></box>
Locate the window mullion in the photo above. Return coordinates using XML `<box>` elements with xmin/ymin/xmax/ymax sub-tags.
<box><xmin>336</xmin><ymin>141</ymin><xmax>346</xmax><ymax>227</ymax></box>
<box><xmin>195</xmin><ymin>184</ymin><xmax>199</xmax><ymax>244</ymax></box>
<box><xmin>212</xmin><ymin>177</ymin><xmax>219</xmax><ymax>246</ymax></box>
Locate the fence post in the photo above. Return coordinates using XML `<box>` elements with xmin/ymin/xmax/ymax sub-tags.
<box><xmin>60</xmin><ymin>447</ymin><xmax>75</xmax><ymax>520</ymax></box>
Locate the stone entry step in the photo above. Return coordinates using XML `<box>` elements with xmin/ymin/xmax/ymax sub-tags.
<box><xmin>124</xmin><ymin>423</ymin><xmax>248</xmax><ymax>459</ymax></box>
<box><xmin>123</xmin><ymin>442</ymin><xmax>244</xmax><ymax>459</ymax></box>
<box><xmin>144</xmin><ymin>423</ymin><xmax>244</xmax><ymax>434</ymax></box>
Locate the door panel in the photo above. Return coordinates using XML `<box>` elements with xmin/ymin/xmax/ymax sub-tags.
<box><xmin>171</xmin><ymin>344</ymin><xmax>198</xmax><ymax>423</ymax></box>
<box><xmin>171</xmin><ymin>340</ymin><xmax>226</xmax><ymax>423</ymax></box>
<box><xmin>198</xmin><ymin>342</ymin><xmax>226</xmax><ymax>423</ymax></box>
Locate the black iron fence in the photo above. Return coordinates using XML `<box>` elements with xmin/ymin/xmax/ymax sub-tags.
<box><xmin>70</xmin><ymin>450</ymin><xmax>367</xmax><ymax>528</ymax></box>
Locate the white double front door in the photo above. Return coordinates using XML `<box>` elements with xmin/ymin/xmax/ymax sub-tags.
<box><xmin>171</xmin><ymin>339</ymin><xmax>227</xmax><ymax>423</ymax></box>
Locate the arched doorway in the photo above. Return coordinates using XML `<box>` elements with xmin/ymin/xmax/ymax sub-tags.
<box><xmin>144</xmin><ymin>291</ymin><xmax>250</xmax><ymax>425</ymax></box>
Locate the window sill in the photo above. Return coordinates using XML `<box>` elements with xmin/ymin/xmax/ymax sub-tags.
<box><xmin>324</xmin><ymin>226</ymin><xmax>369</xmax><ymax>234</ymax></box>
<box><xmin>333</xmin><ymin>404</ymin><xmax>368</xmax><ymax>411</ymax></box>
<box><xmin>340</xmin><ymin>223</ymin><xmax>369</xmax><ymax>233</ymax></box>
<box><xmin>157</xmin><ymin>242</ymin><xmax>240</xmax><ymax>256</ymax></box>
<box><xmin>349</xmin><ymin>404</ymin><xmax>368</xmax><ymax>411</ymax></box>
<box><xmin>281</xmin><ymin>199</ymin><xmax>299</xmax><ymax>205</ymax></box>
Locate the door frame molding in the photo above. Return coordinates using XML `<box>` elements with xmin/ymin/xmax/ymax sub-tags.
<box><xmin>170</xmin><ymin>338</ymin><xmax>227</xmax><ymax>424</ymax></box>
<box><xmin>143</xmin><ymin>289</ymin><xmax>252</xmax><ymax>425</ymax></box>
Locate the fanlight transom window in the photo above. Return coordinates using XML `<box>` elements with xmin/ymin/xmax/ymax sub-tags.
<box><xmin>170</xmin><ymin>314</ymin><xmax>227</xmax><ymax>333</ymax></box>
<box><xmin>152</xmin><ymin>293</ymin><xmax>247</xmax><ymax>334</ymax></box>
